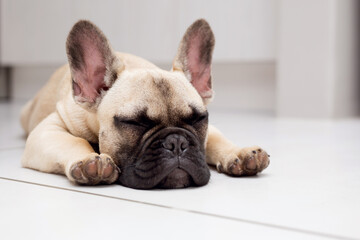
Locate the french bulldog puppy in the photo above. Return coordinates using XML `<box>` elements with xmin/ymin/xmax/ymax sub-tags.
<box><xmin>20</xmin><ymin>19</ymin><xmax>270</xmax><ymax>189</ymax></box>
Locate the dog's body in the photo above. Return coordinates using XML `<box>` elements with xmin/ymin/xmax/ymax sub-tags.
<box><xmin>21</xmin><ymin>19</ymin><xmax>269</xmax><ymax>189</ymax></box>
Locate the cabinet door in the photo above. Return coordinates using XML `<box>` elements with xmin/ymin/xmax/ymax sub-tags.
<box><xmin>0</xmin><ymin>0</ymin><xmax>179</xmax><ymax>65</ymax></box>
<box><xmin>0</xmin><ymin>0</ymin><xmax>276</xmax><ymax>65</ymax></box>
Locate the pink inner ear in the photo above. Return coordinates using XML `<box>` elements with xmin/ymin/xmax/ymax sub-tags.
<box><xmin>73</xmin><ymin>38</ymin><xmax>107</xmax><ymax>103</ymax></box>
<box><xmin>187</xmin><ymin>36</ymin><xmax>213</xmax><ymax>99</ymax></box>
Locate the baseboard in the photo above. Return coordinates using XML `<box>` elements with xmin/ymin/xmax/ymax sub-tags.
<box><xmin>10</xmin><ymin>65</ymin><xmax>59</xmax><ymax>100</ymax></box>
<box><xmin>9</xmin><ymin>62</ymin><xmax>276</xmax><ymax>112</ymax></box>
<box><xmin>0</xmin><ymin>67</ymin><xmax>10</xmax><ymax>99</ymax></box>
<box><xmin>210</xmin><ymin>62</ymin><xmax>275</xmax><ymax>112</ymax></box>
<box><xmin>0</xmin><ymin>68</ymin><xmax>7</xmax><ymax>98</ymax></box>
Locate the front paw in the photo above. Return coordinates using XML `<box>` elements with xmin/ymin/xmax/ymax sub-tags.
<box><xmin>69</xmin><ymin>153</ymin><xmax>120</xmax><ymax>185</ymax></box>
<box><xmin>217</xmin><ymin>146</ymin><xmax>270</xmax><ymax>176</ymax></box>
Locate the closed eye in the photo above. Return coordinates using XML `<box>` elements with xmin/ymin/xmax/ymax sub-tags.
<box><xmin>195</xmin><ymin>112</ymin><xmax>208</xmax><ymax>123</ymax></box>
<box><xmin>184</xmin><ymin>110</ymin><xmax>208</xmax><ymax>125</ymax></box>
<box><xmin>120</xmin><ymin>120</ymin><xmax>147</xmax><ymax>128</ymax></box>
<box><xmin>113</xmin><ymin>111</ymin><xmax>158</xmax><ymax>130</ymax></box>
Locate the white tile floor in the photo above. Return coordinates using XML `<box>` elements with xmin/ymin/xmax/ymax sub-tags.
<box><xmin>1</xmin><ymin>100</ymin><xmax>360</xmax><ymax>240</ymax></box>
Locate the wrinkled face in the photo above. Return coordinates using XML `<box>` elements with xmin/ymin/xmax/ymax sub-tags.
<box><xmin>98</xmin><ymin>70</ymin><xmax>210</xmax><ymax>189</ymax></box>
<box><xmin>66</xmin><ymin>19</ymin><xmax>215</xmax><ymax>189</ymax></box>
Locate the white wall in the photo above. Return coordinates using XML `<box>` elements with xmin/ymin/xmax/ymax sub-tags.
<box><xmin>277</xmin><ymin>0</ymin><xmax>336</xmax><ymax>118</ymax></box>
<box><xmin>276</xmin><ymin>0</ymin><xmax>360</xmax><ymax>118</ymax></box>
<box><xmin>0</xmin><ymin>0</ymin><xmax>276</xmax><ymax>65</ymax></box>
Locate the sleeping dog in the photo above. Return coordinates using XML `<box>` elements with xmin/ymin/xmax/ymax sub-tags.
<box><xmin>21</xmin><ymin>19</ymin><xmax>270</xmax><ymax>189</ymax></box>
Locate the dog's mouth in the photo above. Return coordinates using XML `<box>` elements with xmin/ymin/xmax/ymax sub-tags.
<box><xmin>118</xmin><ymin>127</ymin><xmax>210</xmax><ymax>189</ymax></box>
<box><xmin>157</xmin><ymin>168</ymin><xmax>193</xmax><ymax>189</ymax></box>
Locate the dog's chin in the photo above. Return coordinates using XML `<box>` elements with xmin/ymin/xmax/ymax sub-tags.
<box><xmin>157</xmin><ymin>168</ymin><xmax>193</xmax><ymax>189</ymax></box>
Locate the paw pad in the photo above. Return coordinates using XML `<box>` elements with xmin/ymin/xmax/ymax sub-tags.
<box><xmin>70</xmin><ymin>154</ymin><xmax>120</xmax><ymax>185</ymax></box>
<box><xmin>219</xmin><ymin>147</ymin><xmax>270</xmax><ymax>176</ymax></box>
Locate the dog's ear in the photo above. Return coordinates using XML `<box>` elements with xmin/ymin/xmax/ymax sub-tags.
<box><xmin>66</xmin><ymin>20</ymin><xmax>123</xmax><ymax>110</ymax></box>
<box><xmin>172</xmin><ymin>19</ymin><xmax>215</xmax><ymax>103</ymax></box>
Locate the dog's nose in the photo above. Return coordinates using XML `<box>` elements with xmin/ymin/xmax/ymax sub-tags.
<box><xmin>162</xmin><ymin>134</ymin><xmax>189</xmax><ymax>154</ymax></box>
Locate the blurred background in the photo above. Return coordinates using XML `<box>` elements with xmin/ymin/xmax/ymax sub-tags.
<box><xmin>0</xmin><ymin>0</ymin><xmax>359</xmax><ymax>118</ymax></box>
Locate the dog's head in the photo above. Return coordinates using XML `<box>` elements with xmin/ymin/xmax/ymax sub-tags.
<box><xmin>66</xmin><ymin>19</ymin><xmax>215</xmax><ymax>189</ymax></box>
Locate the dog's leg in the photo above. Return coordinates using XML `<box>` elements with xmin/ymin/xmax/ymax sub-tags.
<box><xmin>206</xmin><ymin>125</ymin><xmax>270</xmax><ymax>176</ymax></box>
<box><xmin>22</xmin><ymin>112</ymin><xmax>120</xmax><ymax>185</ymax></box>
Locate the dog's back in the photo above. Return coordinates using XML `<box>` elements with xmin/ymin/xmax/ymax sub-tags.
<box><xmin>20</xmin><ymin>64</ymin><xmax>71</xmax><ymax>135</ymax></box>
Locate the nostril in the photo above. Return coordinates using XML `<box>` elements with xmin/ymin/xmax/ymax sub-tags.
<box><xmin>180</xmin><ymin>142</ymin><xmax>188</xmax><ymax>151</ymax></box>
<box><xmin>179</xmin><ymin>136</ymin><xmax>189</xmax><ymax>151</ymax></box>
<box><xmin>162</xmin><ymin>141</ymin><xmax>175</xmax><ymax>151</ymax></box>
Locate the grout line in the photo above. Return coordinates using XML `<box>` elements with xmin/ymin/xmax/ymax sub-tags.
<box><xmin>0</xmin><ymin>176</ymin><xmax>358</xmax><ymax>240</ymax></box>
